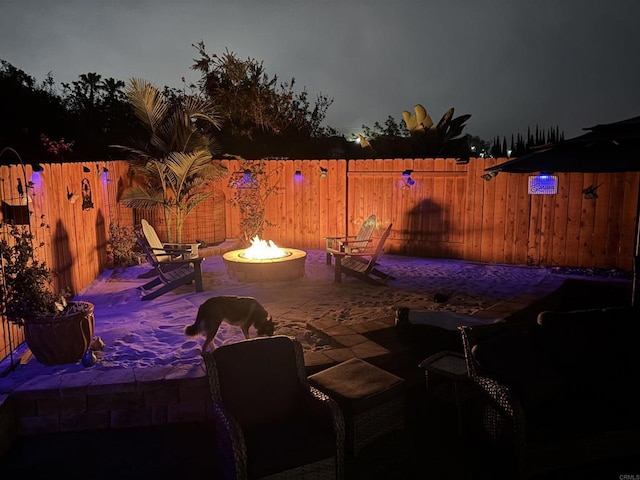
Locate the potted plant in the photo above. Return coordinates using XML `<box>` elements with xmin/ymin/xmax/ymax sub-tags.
<box><xmin>0</xmin><ymin>223</ymin><xmax>94</xmax><ymax>365</ymax></box>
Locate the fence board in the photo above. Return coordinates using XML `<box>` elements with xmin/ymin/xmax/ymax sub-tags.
<box><xmin>577</xmin><ymin>173</ymin><xmax>597</xmax><ymax>267</ymax></box>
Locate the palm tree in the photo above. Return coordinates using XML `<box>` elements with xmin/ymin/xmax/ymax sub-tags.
<box><xmin>112</xmin><ymin>78</ymin><xmax>227</xmax><ymax>242</ymax></box>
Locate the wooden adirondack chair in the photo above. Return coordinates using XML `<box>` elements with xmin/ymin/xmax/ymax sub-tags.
<box><xmin>141</xmin><ymin>219</ymin><xmax>200</xmax><ymax>262</ymax></box>
<box><xmin>325</xmin><ymin>214</ymin><xmax>377</xmax><ymax>265</ymax></box>
<box><xmin>331</xmin><ymin>222</ymin><xmax>395</xmax><ymax>285</ymax></box>
<box><xmin>135</xmin><ymin>231</ymin><xmax>204</xmax><ymax>301</ymax></box>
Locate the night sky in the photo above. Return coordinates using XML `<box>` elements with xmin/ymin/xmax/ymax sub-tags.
<box><xmin>2</xmin><ymin>0</ymin><xmax>639</xmax><ymax>141</ymax></box>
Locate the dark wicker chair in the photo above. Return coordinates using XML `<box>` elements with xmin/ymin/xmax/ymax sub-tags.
<box><xmin>202</xmin><ymin>335</ymin><xmax>345</xmax><ymax>480</ymax></box>
<box><xmin>459</xmin><ymin>307</ymin><xmax>640</xmax><ymax>479</ymax></box>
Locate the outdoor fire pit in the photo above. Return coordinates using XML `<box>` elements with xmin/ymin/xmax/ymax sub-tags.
<box><xmin>222</xmin><ymin>237</ymin><xmax>306</xmax><ymax>282</ymax></box>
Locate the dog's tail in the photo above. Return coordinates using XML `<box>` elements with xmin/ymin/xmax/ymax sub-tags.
<box><xmin>184</xmin><ymin>311</ymin><xmax>203</xmax><ymax>337</ymax></box>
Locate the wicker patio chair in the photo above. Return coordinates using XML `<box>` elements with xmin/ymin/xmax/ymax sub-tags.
<box><xmin>202</xmin><ymin>336</ymin><xmax>345</xmax><ymax>480</ymax></box>
<box><xmin>459</xmin><ymin>311</ymin><xmax>640</xmax><ymax>479</ymax></box>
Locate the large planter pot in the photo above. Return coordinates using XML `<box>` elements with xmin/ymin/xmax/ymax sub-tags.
<box><xmin>24</xmin><ymin>301</ymin><xmax>95</xmax><ymax>366</ymax></box>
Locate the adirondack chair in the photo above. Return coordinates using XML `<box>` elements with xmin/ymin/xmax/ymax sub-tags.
<box><xmin>325</xmin><ymin>214</ymin><xmax>377</xmax><ymax>265</ymax></box>
<box><xmin>135</xmin><ymin>231</ymin><xmax>204</xmax><ymax>301</ymax></box>
<box><xmin>141</xmin><ymin>219</ymin><xmax>200</xmax><ymax>262</ymax></box>
<box><xmin>331</xmin><ymin>222</ymin><xmax>395</xmax><ymax>285</ymax></box>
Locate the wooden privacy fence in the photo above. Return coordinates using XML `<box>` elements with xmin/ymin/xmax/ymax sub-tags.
<box><xmin>1</xmin><ymin>157</ymin><xmax>638</xmax><ymax>364</ymax></box>
<box><xmin>0</xmin><ymin>160</ymin><xmax>131</xmax><ymax>362</ymax></box>
<box><xmin>213</xmin><ymin>157</ymin><xmax>639</xmax><ymax>270</ymax></box>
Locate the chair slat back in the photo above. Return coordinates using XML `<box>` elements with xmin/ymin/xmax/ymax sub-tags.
<box><xmin>373</xmin><ymin>222</ymin><xmax>393</xmax><ymax>258</ymax></box>
<box><xmin>141</xmin><ymin>219</ymin><xmax>172</xmax><ymax>262</ymax></box>
<box><xmin>352</xmin><ymin>214</ymin><xmax>377</xmax><ymax>251</ymax></box>
<box><xmin>135</xmin><ymin>230</ymin><xmax>159</xmax><ymax>265</ymax></box>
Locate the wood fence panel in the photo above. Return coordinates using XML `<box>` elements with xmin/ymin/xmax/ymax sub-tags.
<box><xmin>261</xmin><ymin>159</ymin><xmax>279</xmax><ymax>244</ymax></box>
<box><xmin>481</xmin><ymin>165</ymin><xmax>498</xmax><ymax>262</ymax></box>
<box><xmin>463</xmin><ymin>158</ymin><xmax>482</xmax><ymax>261</ymax></box>
<box><xmin>564</xmin><ymin>173</ymin><xmax>584</xmax><ymax>267</ymax></box>
<box><xmin>550</xmin><ymin>173</ymin><xmax>569</xmax><ymax>268</ymax></box>
<box><xmin>502</xmin><ymin>174</ymin><xmax>518</xmax><ymax>264</ymax></box>
<box><xmin>324</xmin><ymin>159</ymin><xmax>346</xmax><ymax>240</ymax></box>
<box><xmin>591</xmin><ymin>173</ymin><xmax>611</xmax><ymax>266</ymax></box>
<box><xmin>542</xmin><ymin>188</ymin><xmax>557</xmax><ymax>266</ymax></box>
<box><xmin>309</xmin><ymin>159</ymin><xmax>323</xmax><ymax>249</ymax></box>
<box><xmin>388</xmin><ymin>158</ymin><xmax>407</xmax><ymax>248</ymax></box>
<box><xmin>491</xmin><ymin>166</ymin><xmax>508</xmax><ymax>263</ymax></box>
<box><xmin>50</xmin><ymin>163</ymin><xmax>75</xmax><ymax>291</ymax></box>
<box><xmin>513</xmin><ymin>175</ymin><xmax>530</xmax><ymax>265</ymax></box>
<box><xmin>577</xmin><ymin>173</ymin><xmax>597</xmax><ymax>267</ymax></box>
<box><xmin>606</xmin><ymin>173</ymin><xmax>626</xmax><ymax>267</ymax></box>
<box><xmin>317</xmin><ymin>159</ymin><xmax>330</xmax><ymax>245</ymax></box>
<box><xmin>621</xmin><ymin>173</ymin><xmax>640</xmax><ymax>268</ymax></box>
<box><xmin>451</xmin><ymin>174</ymin><xmax>467</xmax><ymax>258</ymax></box>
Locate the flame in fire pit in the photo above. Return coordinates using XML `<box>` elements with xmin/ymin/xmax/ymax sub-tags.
<box><xmin>241</xmin><ymin>236</ymin><xmax>288</xmax><ymax>260</ymax></box>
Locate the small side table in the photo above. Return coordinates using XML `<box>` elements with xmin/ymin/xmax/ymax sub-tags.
<box><xmin>309</xmin><ymin>358</ymin><xmax>405</xmax><ymax>455</ymax></box>
<box><xmin>419</xmin><ymin>350</ymin><xmax>468</xmax><ymax>436</ymax></box>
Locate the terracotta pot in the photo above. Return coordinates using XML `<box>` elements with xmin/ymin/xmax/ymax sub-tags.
<box><xmin>24</xmin><ymin>301</ymin><xmax>95</xmax><ymax>365</ymax></box>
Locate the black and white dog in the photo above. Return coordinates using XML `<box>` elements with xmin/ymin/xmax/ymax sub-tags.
<box><xmin>185</xmin><ymin>295</ymin><xmax>275</xmax><ymax>351</ymax></box>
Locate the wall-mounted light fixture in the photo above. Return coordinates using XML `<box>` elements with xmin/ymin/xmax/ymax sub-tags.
<box><xmin>295</xmin><ymin>170</ymin><xmax>302</xmax><ymax>178</ymax></box>
<box><xmin>102</xmin><ymin>167</ymin><xmax>109</xmax><ymax>174</ymax></box>
<box><xmin>32</xmin><ymin>163</ymin><xmax>44</xmax><ymax>172</ymax></box>
<box><xmin>243</xmin><ymin>169</ymin><xmax>252</xmax><ymax>183</ymax></box>
<box><xmin>320</xmin><ymin>167</ymin><xmax>328</xmax><ymax>179</ymax></box>
<box><xmin>582</xmin><ymin>183</ymin><xmax>602</xmax><ymax>200</ymax></box>
<box><xmin>481</xmin><ymin>171</ymin><xmax>499</xmax><ymax>181</ymax></box>
<box><xmin>402</xmin><ymin>169</ymin><xmax>415</xmax><ymax>186</ymax></box>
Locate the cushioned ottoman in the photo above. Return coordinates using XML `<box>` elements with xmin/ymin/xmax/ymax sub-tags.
<box><xmin>308</xmin><ymin>358</ymin><xmax>405</xmax><ymax>454</ymax></box>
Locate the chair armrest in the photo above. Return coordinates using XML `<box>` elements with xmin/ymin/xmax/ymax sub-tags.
<box><xmin>326</xmin><ymin>235</ymin><xmax>360</xmax><ymax>253</ymax></box>
<box><xmin>468</xmin><ymin>374</ymin><xmax>527</xmax><ymax>454</ymax></box>
<box><xmin>309</xmin><ymin>385</ymin><xmax>345</xmax><ymax>475</ymax></box>
<box><xmin>211</xmin><ymin>401</ymin><xmax>248</xmax><ymax>479</ymax></box>
<box><xmin>161</xmin><ymin>242</ymin><xmax>200</xmax><ymax>258</ymax></box>
<box><xmin>151</xmin><ymin>246</ymin><xmax>192</xmax><ymax>255</ymax></box>
<box><xmin>338</xmin><ymin>238</ymin><xmax>374</xmax><ymax>255</ymax></box>
<box><xmin>158</xmin><ymin>256</ymin><xmax>203</xmax><ymax>266</ymax></box>
<box><xmin>325</xmin><ymin>235</ymin><xmax>358</xmax><ymax>242</ymax></box>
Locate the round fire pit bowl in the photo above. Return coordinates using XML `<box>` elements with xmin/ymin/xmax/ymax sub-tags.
<box><xmin>222</xmin><ymin>248</ymin><xmax>307</xmax><ymax>282</ymax></box>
